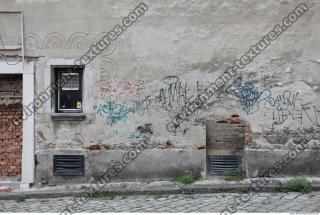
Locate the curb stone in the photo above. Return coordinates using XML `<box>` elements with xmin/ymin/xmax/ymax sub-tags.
<box><xmin>0</xmin><ymin>178</ymin><xmax>320</xmax><ymax>200</ymax></box>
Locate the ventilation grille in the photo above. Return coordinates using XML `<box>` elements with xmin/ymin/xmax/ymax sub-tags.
<box><xmin>53</xmin><ymin>155</ymin><xmax>85</xmax><ymax>176</ymax></box>
<box><xmin>207</xmin><ymin>155</ymin><xmax>241</xmax><ymax>176</ymax></box>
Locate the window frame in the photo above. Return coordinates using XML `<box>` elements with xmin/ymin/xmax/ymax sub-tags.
<box><xmin>52</xmin><ymin>65</ymin><xmax>84</xmax><ymax>113</ymax></box>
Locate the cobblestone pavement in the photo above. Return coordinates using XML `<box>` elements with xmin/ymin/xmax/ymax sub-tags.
<box><xmin>1</xmin><ymin>192</ymin><xmax>320</xmax><ymax>213</ymax></box>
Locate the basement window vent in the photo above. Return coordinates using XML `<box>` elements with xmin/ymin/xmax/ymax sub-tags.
<box><xmin>53</xmin><ymin>155</ymin><xmax>85</xmax><ymax>176</ymax></box>
<box><xmin>207</xmin><ymin>155</ymin><xmax>241</xmax><ymax>176</ymax></box>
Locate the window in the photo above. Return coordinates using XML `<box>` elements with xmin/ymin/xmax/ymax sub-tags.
<box><xmin>53</xmin><ymin>66</ymin><xmax>83</xmax><ymax>113</ymax></box>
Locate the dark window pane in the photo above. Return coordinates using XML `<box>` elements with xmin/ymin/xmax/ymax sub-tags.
<box><xmin>54</xmin><ymin>67</ymin><xmax>83</xmax><ymax>112</ymax></box>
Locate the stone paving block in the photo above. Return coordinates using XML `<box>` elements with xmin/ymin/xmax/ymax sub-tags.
<box><xmin>0</xmin><ymin>192</ymin><xmax>320</xmax><ymax>213</ymax></box>
<box><xmin>282</xmin><ymin>195</ymin><xmax>299</xmax><ymax>200</ymax></box>
<box><xmin>245</xmin><ymin>206</ymin><xmax>260</xmax><ymax>211</ymax></box>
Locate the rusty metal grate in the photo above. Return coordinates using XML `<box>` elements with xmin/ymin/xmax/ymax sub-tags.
<box><xmin>207</xmin><ymin>155</ymin><xmax>241</xmax><ymax>176</ymax></box>
<box><xmin>53</xmin><ymin>155</ymin><xmax>84</xmax><ymax>176</ymax></box>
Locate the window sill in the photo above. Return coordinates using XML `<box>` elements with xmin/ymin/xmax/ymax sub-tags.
<box><xmin>51</xmin><ymin>113</ymin><xmax>86</xmax><ymax>122</ymax></box>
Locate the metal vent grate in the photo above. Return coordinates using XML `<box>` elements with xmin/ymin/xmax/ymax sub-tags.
<box><xmin>207</xmin><ymin>155</ymin><xmax>241</xmax><ymax>176</ymax></box>
<box><xmin>53</xmin><ymin>155</ymin><xmax>85</xmax><ymax>176</ymax></box>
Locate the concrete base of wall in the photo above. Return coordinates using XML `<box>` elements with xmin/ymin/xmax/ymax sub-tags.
<box><xmin>245</xmin><ymin>150</ymin><xmax>320</xmax><ymax>177</ymax></box>
<box><xmin>35</xmin><ymin>149</ymin><xmax>320</xmax><ymax>184</ymax></box>
<box><xmin>36</xmin><ymin>149</ymin><xmax>206</xmax><ymax>184</ymax></box>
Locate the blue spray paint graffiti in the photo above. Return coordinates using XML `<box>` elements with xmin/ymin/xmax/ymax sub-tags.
<box><xmin>107</xmin><ymin>129</ymin><xmax>151</xmax><ymax>142</ymax></box>
<box><xmin>94</xmin><ymin>98</ymin><xmax>151</xmax><ymax>126</ymax></box>
<box><xmin>228</xmin><ymin>82</ymin><xmax>274</xmax><ymax>115</ymax></box>
<box><xmin>94</xmin><ymin>101</ymin><xmax>134</xmax><ymax>126</ymax></box>
<box><xmin>128</xmin><ymin>129</ymin><xmax>151</xmax><ymax>142</ymax></box>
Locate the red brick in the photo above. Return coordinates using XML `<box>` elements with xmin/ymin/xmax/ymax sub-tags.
<box><xmin>0</xmin><ymin>86</ymin><xmax>22</xmax><ymax>177</ymax></box>
<box><xmin>0</xmin><ymin>186</ymin><xmax>11</xmax><ymax>192</ymax></box>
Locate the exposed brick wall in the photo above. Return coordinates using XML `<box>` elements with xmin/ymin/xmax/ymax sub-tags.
<box><xmin>206</xmin><ymin>114</ymin><xmax>245</xmax><ymax>152</ymax></box>
<box><xmin>0</xmin><ymin>75</ymin><xmax>22</xmax><ymax>177</ymax></box>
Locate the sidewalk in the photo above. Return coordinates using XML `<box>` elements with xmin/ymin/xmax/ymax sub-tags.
<box><xmin>1</xmin><ymin>177</ymin><xmax>320</xmax><ymax>200</ymax></box>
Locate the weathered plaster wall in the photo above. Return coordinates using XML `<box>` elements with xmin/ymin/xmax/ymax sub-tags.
<box><xmin>1</xmin><ymin>0</ymin><xmax>319</xmax><ymax>183</ymax></box>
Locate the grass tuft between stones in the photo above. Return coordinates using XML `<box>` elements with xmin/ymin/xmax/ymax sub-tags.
<box><xmin>171</xmin><ymin>175</ymin><xmax>200</xmax><ymax>184</ymax></box>
<box><xmin>15</xmin><ymin>195</ymin><xmax>26</xmax><ymax>203</ymax></box>
<box><xmin>276</xmin><ymin>177</ymin><xmax>312</xmax><ymax>193</ymax></box>
<box><xmin>89</xmin><ymin>191</ymin><xmax>117</xmax><ymax>199</ymax></box>
<box><xmin>224</xmin><ymin>168</ymin><xmax>246</xmax><ymax>181</ymax></box>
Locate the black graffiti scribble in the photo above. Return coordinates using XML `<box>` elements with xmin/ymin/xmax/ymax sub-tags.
<box><xmin>158</xmin><ymin>76</ymin><xmax>189</xmax><ymax>110</ymax></box>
